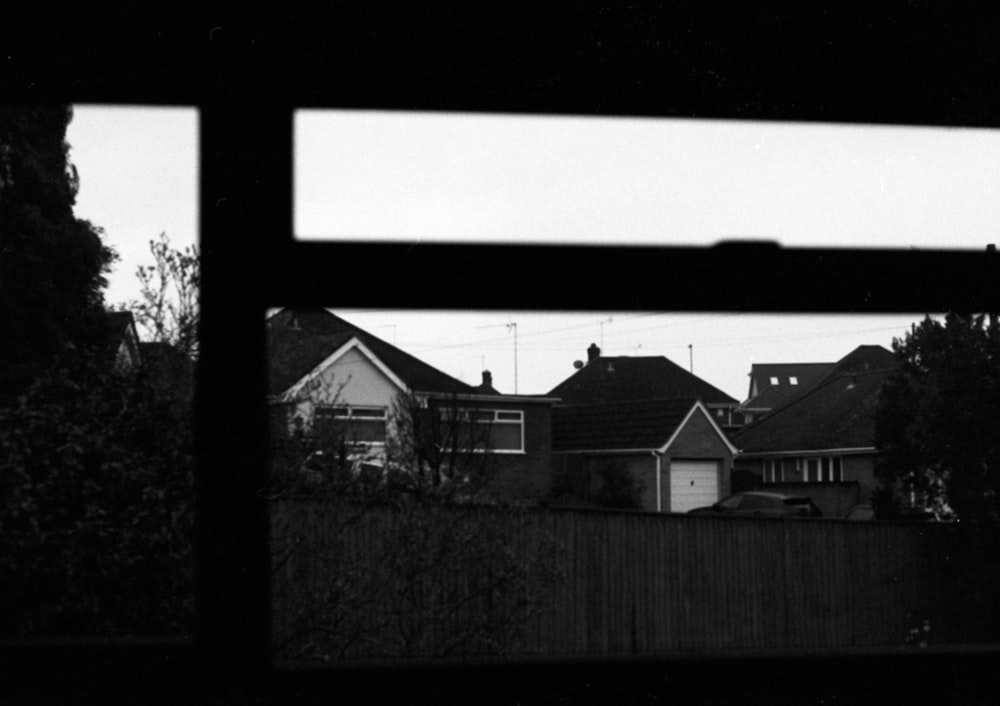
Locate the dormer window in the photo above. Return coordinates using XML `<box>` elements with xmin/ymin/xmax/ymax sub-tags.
<box><xmin>789</xmin><ymin>376</ymin><xmax>799</xmax><ymax>385</ymax></box>
<box><xmin>769</xmin><ymin>376</ymin><xmax>779</xmax><ymax>385</ymax></box>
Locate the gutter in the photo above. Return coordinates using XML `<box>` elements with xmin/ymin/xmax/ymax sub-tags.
<box><xmin>736</xmin><ymin>446</ymin><xmax>877</xmax><ymax>458</ymax></box>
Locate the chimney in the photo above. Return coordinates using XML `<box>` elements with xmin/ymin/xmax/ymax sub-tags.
<box><xmin>587</xmin><ymin>343</ymin><xmax>601</xmax><ymax>363</ymax></box>
<box><xmin>482</xmin><ymin>370</ymin><xmax>493</xmax><ymax>388</ymax></box>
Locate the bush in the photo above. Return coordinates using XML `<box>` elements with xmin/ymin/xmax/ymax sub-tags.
<box><xmin>0</xmin><ymin>348</ymin><xmax>194</xmax><ymax>636</ymax></box>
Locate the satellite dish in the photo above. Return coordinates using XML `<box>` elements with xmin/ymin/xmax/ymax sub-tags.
<box><xmin>573</xmin><ymin>360</ymin><xmax>584</xmax><ymax>369</ymax></box>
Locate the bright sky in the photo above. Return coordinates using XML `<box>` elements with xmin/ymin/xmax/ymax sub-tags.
<box><xmin>69</xmin><ymin>106</ymin><xmax>994</xmax><ymax>399</ymax></box>
<box><xmin>68</xmin><ymin>105</ymin><xmax>199</xmax><ymax>307</ymax></box>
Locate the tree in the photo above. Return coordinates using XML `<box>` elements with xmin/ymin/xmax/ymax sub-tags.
<box><xmin>0</xmin><ymin>105</ymin><xmax>117</xmax><ymax>400</ymax></box>
<box><xmin>874</xmin><ymin>313</ymin><xmax>1000</xmax><ymax>521</ymax></box>
<box><xmin>127</xmin><ymin>231</ymin><xmax>199</xmax><ymax>359</ymax></box>
<box><xmin>0</xmin><ymin>108</ymin><xmax>196</xmax><ymax>634</ymax></box>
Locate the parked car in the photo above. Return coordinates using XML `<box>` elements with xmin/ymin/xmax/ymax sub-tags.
<box><xmin>688</xmin><ymin>491</ymin><xmax>823</xmax><ymax>518</ymax></box>
<box><xmin>844</xmin><ymin>503</ymin><xmax>876</xmax><ymax>521</ymax></box>
<box><xmin>843</xmin><ymin>503</ymin><xmax>940</xmax><ymax>522</ymax></box>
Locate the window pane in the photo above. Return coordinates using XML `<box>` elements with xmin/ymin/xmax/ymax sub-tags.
<box><xmin>351</xmin><ymin>407</ymin><xmax>386</xmax><ymax>418</ymax></box>
<box><xmin>297</xmin><ymin>111</ymin><xmax>1000</xmax><ymax>251</ymax></box>
<box><xmin>489</xmin><ymin>423</ymin><xmax>523</xmax><ymax>451</ymax></box>
<box><xmin>345</xmin><ymin>420</ymin><xmax>386</xmax><ymax>444</ymax></box>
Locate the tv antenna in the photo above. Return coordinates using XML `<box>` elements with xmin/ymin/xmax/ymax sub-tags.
<box><xmin>477</xmin><ymin>320</ymin><xmax>518</xmax><ymax>393</ymax></box>
<box><xmin>599</xmin><ymin>316</ymin><xmax>614</xmax><ymax>349</ymax></box>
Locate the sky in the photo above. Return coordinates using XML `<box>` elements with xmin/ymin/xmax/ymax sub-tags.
<box><xmin>68</xmin><ymin>106</ymin><xmax>997</xmax><ymax>399</ymax></box>
<box><xmin>67</xmin><ymin>105</ymin><xmax>199</xmax><ymax>307</ymax></box>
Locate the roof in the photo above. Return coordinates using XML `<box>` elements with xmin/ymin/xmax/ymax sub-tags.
<box><xmin>742</xmin><ymin>362</ymin><xmax>834</xmax><ymax>409</ymax></box>
<box><xmin>552</xmin><ymin>397</ymin><xmax>704</xmax><ymax>451</ymax></box>
<box><xmin>733</xmin><ymin>345</ymin><xmax>897</xmax><ymax>454</ymax></box>
<box><xmin>101</xmin><ymin>310</ymin><xmax>140</xmax><ymax>369</ymax></box>
<box><xmin>547</xmin><ymin>355</ymin><xmax>738</xmax><ymax>406</ymax></box>
<box><xmin>267</xmin><ymin>308</ymin><xmax>478</xmax><ymax>397</ymax></box>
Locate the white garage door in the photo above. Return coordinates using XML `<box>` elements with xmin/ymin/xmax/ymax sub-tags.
<box><xmin>669</xmin><ymin>460</ymin><xmax>720</xmax><ymax>513</ymax></box>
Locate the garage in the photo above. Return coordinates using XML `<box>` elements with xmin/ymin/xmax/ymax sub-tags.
<box><xmin>669</xmin><ymin>460</ymin><xmax>720</xmax><ymax>513</ymax></box>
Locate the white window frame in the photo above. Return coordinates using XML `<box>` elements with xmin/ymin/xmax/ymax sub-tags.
<box><xmin>799</xmin><ymin>455</ymin><xmax>843</xmax><ymax>483</ymax></box>
<box><xmin>438</xmin><ymin>407</ymin><xmax>525</xmax><ymax>454</ymax></box>
<box><xmin>763</xmin><ymin>458</ymin><xmax>786</xmax><ymax>483</ymax></box>
<box><xmin>315</xmin><ymin>404</ymin><xmax>388</xmax><ymax>446</ymax></box>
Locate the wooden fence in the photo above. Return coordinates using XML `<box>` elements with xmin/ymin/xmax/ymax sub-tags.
<box><xmin>271</xmin><ymin>498</ymin><xmax>1000</xmax><ymax>661</ymax></box>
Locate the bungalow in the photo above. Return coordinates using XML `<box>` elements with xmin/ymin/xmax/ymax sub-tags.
<box><xmin>732</xmin><ymin>345</ymin><xmax>898</xmax><ymax>518</ymax></box>
<box><xmin>547</xmin><ymin>344</ymin><xmax>739</xmax><ymax>512</ymax></box>
<box><xmin>267</xmin><ymin>308</ymin><xmax>558</xmax><ymax>501</ymax></box>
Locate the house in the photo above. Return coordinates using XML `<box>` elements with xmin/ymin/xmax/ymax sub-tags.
<box><xmin>731</xmin><ymin>345</ymin><xmax>898</xmax><ymax>517</ymax></box>
<box><xmin>267</xmin><ymin>308</ymin><xmax>558</xmax><ymax>501</ymax></box>
<box><xmin>737</xmin><ymin>362</ymin><xmax>834</xmax><ymax>423</ymax></box>
<box><xmin>551</xmin><ymin>397</ymin><xmax>737</xmax><ymax>512</ymax></box>
<box><xmin>102</xmin><ymin>310</ymin><xmax>142</xmax><ymax>373</ymax></box>
<box><xmin>547</xmin><ymin>344</ymin><xmax>739</xmax><ymax>512</ymax></box>
<box><xmin>550</xmin><ymin>343</ymin><xmax>744</xmax><ymax>430</ymax></box>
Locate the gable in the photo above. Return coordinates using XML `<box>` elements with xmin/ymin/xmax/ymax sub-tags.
<box><xmin>665</xmin><ymin>404</ymin><xmax>737</xmax><ymax>457</ymax></box>
<box><xmin>268</xmin><ymin>308</ymin><xmax>476</xmax><ymax>397</ymax></box>
<box><xmin>281</xmin><ymin>337</ymin><xmax>406</xmax><ymax>405</ymax></box>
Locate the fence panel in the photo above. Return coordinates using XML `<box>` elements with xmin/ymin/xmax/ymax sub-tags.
<box><xmin>271</xmin><ymin>499</ymin><xmax>1000</xmax><ymax>661</ymax></box>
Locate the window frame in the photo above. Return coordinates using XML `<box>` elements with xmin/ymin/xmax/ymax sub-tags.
<box><xmin>437</xmin><ymin>406</ymin><xmax>526</xmax><ymax>454</ymax></box>
<box><xmin>314</xmin><ymin>403</ymin><xmax>389</xmax><ymax>446</ymax></box>
<box><xmin>11</xmin><ymin>15</ymin><xmax>1000</xmax><ymax>704</ymax></box>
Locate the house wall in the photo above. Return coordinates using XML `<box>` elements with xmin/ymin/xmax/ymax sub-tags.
<box><xmin>481</xmin><ymin>401</ymin><xmax>553</xmax><ymax>502</ymax></box>
<box><xmin>288</xmin><ymin>346</ymin><xmax>401</xmax><ymax>433</ymax></box>
<box><xmin>734</xmin><ymin>452</ymin><xmax>879</xmax><ymax>517</ymax></box>
<box><xmin>550</xmin><ymin>453</ymin><xmax>658</xmax><ymax>510</ymax></box>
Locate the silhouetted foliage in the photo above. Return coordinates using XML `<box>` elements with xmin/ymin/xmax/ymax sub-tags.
<box><xmin>0</xmin><ymin>107</ymin><xmax>195</xmax><ymax>635</ymax></box>
<box><xmin>126</xmin><ymin>231</ymin><xmax>199</xmax><ymax>360</ymax></box>
<box><xmin>874</xmin><ymin>313</ymin><xmax>1000</xmax><ymax>520</ymax></box>
<box><xmin>0</xmin><ymin>105</ymin><xmax>116</xmax><ymax>401</ymax></box>
<box><xmin>0</xmin><ymin>347</ymin><xmax>194</xmax><ymax>636</ymax></box>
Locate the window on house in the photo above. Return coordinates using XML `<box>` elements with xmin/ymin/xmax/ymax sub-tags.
<box><xmin>763</xmin><ymin>459</ymin><xmax>787</xmax><ymax>483</ymax></box>
<box><xmin>439</xmin><ymin>408</ymin><xmax>525</xmax><ymax>453</ymax></box>
<box><xmin>315</xmin><ymin>405</ymin><xmax>387</xmax><ymax>445</ymax></box>
<box><xmin>800</xmin><ymin>456</ymin><xmax>843</xmax><ymax>482</ymax></box>
<box><xmin>789</xmin><ymin>376</ymin><xmax>799</xmax><ymax>385</ymax></box>
<box><xmin>769</xmin><ymin>376</ymin><xmax>779</xmax><ymax>385</ymax></box>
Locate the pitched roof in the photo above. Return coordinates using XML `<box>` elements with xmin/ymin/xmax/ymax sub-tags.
<box><xmin>101</xmin><ymin>310</ymin><xmax>140</xmax><ymax>369</ymax></box>
<box><xmin>552</xmin><ymin>397</ymin><xmax>703</xmax><ymax>451</ymax></box>
<box><xmin>267</xmin><ymin>308</ymin><xmax>477</xmax><ymax>397</ymax></box>
<box><xmin>547</xmin><ymin>355</ymin><xmax>738</xmax><ymax>406</ymax></box>
<box><xmin>742</xmin><ymin>362</ymin><xmax>834</xmax><ymax>409</ymax></box>
<box><xmin>733</xmin><ymin>345</ymin><xmax>897</xmax><ymax>454</ymax></box>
